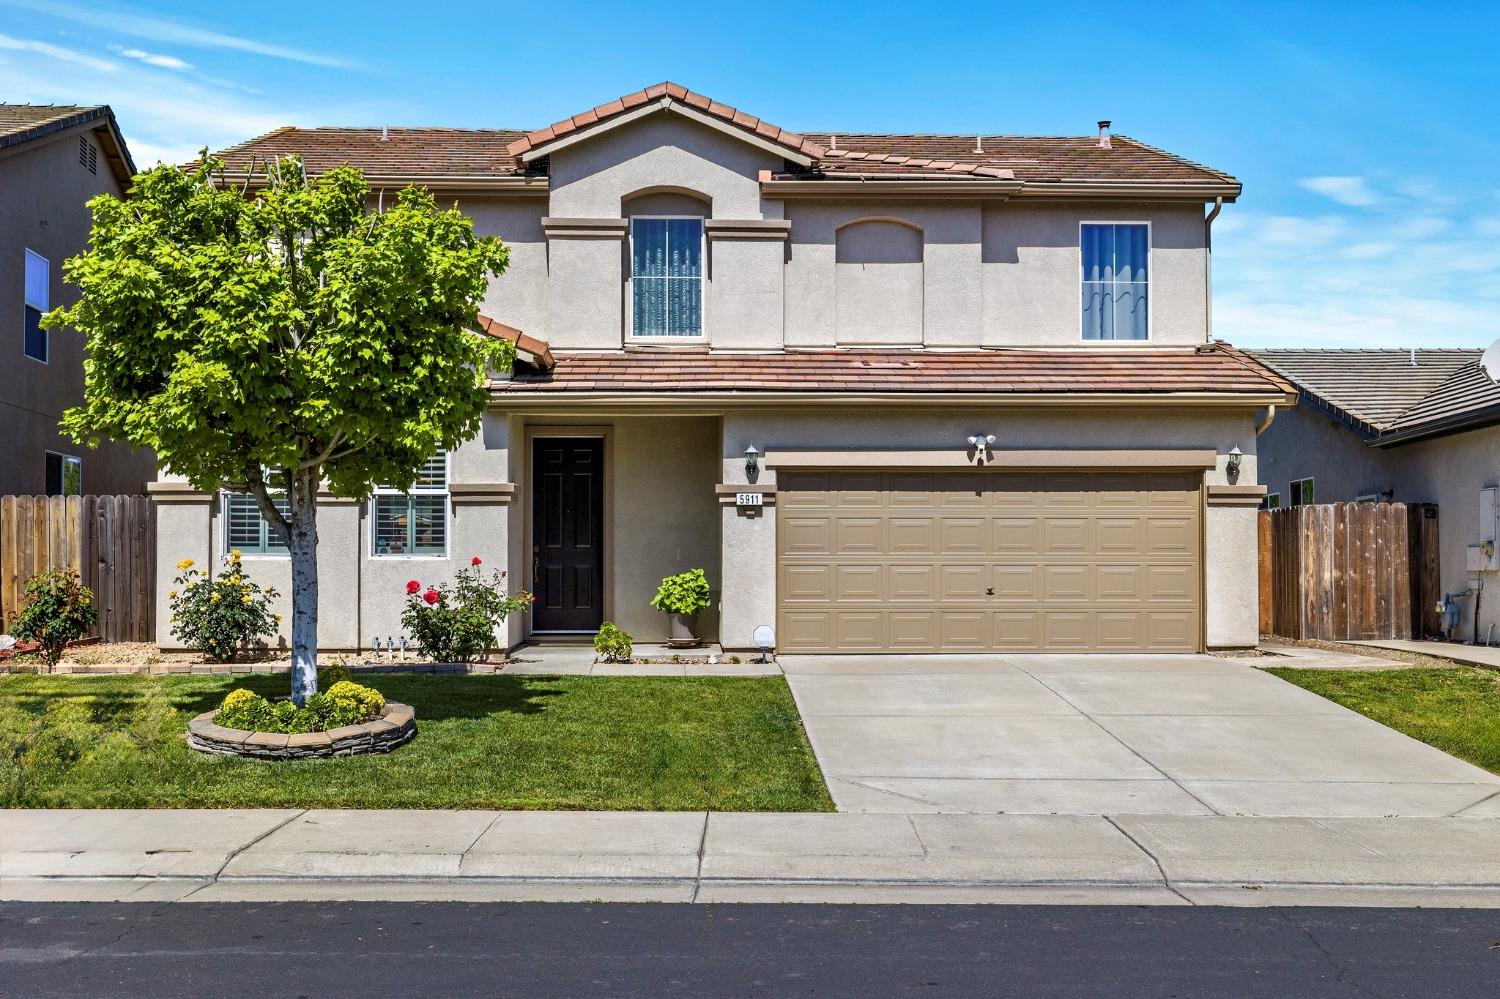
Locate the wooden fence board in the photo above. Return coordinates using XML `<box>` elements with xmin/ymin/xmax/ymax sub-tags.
<box><xmin>1259</xmin><ymin>501</ymin><xmax>1432</xmax><ymax>642</ymax></box>
<box><xmin>0</xmin><ymin>494</ymin><xmax>155</xmax><ymax>642</ymax></box>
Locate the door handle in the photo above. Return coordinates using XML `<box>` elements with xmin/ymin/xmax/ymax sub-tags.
<box><xmin>986</xmin><ymin>587</ymin><xmax>995</xmax><ymax>596</ymax></box>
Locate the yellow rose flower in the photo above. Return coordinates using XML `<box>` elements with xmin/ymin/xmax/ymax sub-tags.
<box><xmin>176</xmin><ymin>558</ymin><xmax>195</xmax><ymax>570</ymax></box>
<box><xmin>168</xmin><ymin>590</ymin><xmax>177</xmax><ymax>599</ymax></box>
<box><xmin>210</xmin><ymin>592</ymin><xmax>221</xmax><ymax>603</ymax></box>
<box><xmin>242</xmin><ymin>595</ymin><xmax>253</xmax><ymax>604</ymax></box>
<box><xmin>229</xmin><ymin>549</ymin><xmax>243</xmax><ymax>560</ymax></box>
<box><xmin>230</xmin><ymin>574</ymin><xmax>242</xmax><ymax>585</ymax></box>
<box><xmin>273</xmin><ymin>614</ymin><xmax>282</xmax><ymax>623</ymax></box>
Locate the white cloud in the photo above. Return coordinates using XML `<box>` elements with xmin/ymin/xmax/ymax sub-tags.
<box><xmin>111</xmin><ymin>44</ymin><xmax>191</xmax><ymax>70</ymax></box>
<box><xmin>8</xmin><ymin>0</ymin><xmax>357</xmax><ymax>68</ymax></box>
<box><xmin>0</xmin><ymin>31</ymin><xmax>117</xmax><ymax>72</ymax></box>
<box><xmin>1298</xmin><ymin>175</ymin><xmax>1382</xmax><ymax>207</ymax></box>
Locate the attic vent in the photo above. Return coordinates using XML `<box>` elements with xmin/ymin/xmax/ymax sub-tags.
<box><xmin>79</xmin><ymin>136</ymin><xmax>97</xmax><ymax>175</ymax></box>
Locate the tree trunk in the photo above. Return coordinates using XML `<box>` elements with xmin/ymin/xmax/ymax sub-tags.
<box><xmin>286</xmin><ymin>477</ymin><xmax>319</xmax><ymax>707</ymax></box>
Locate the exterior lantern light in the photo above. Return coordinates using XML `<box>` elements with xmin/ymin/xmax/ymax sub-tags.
<box><xmin>753</xmin><ymin>624</ymin><xmax>776</xmax><ymax>664</ymax></box>
<box><xmin>745</xmin><ymin>444</ymin><xmax>760</xmax><ymax>481</ymax></box>
<box><xmin>1227</xmin><ymin>446</ymin><xmax>1243</xmax><ymax>482</ymax></box>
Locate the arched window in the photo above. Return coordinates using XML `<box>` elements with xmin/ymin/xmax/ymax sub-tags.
<box><xmin>625</xmin><ymin>190</ymin><xmax>709</xmax><ymax>340</ymax></box>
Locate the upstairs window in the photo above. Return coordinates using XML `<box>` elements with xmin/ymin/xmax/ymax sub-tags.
<box><xmin>1290</xmin><ymin>477</ymin><xmax>1315</xmax><ymax>506</ymax></box>
<box><xmin>1081</xmin><ymin>223</ymin><xmax>1149</xmax><ymax>341</ymax></box>
<box><xmin>224</xmin><ymin>492</ymin><xmax>290</xmax><ymax>555</ymax></box>
<box><xmin>630</xmin><ymin>217</ymin><xmax>703</xmax><ymax>338</ymax></box>
<box><xmin>45</xmin><ymin>452</ymin><xmax>82</xmax><ymax>496</ymax></box>
<box><xmin>25</xmin><ymin>249</ymin><xmax>49</xmax><ymax>362</ymax></box>
<box><xmin>372</xmin><ymin>453</ymin><xmax>449</xmax><ymax>557</ymax></box>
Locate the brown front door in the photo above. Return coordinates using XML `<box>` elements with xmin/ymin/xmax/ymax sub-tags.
<box><xmin>777</xmin><ymin>470</ymin><xmax>1202</xmax><ymax>653</ymax></box>
<box><xmin>532</xmin><ymin>438</ymin><xmax>604</xmax><ymax>632</ymax></box>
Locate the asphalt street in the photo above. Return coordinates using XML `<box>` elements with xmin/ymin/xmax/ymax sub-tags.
<box><xmin>2</xmin><ymin>902</ymin><xmax>1497</xmax><ymax>997</ymax></box>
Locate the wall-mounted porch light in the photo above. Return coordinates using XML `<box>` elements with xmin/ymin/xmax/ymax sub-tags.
<box><xmin>1227</xmin><ymin>446</ymin><xmax>1243</xmax><ymax>483</ymax></box>
<box><xmin>745</xmin><ymin>444</ymin><xmax>760</xmax><ymax>482</ymax></box>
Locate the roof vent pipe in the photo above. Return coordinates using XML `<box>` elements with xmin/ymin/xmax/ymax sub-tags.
<box><xmin>1097</xmin><ymin>120</ymin><xmax>1112</xmax><ymax>149</ymax></box>
<box><xmin>381</xmin><ymin>125</ymin><xmax>389</xmax><ymax>142</ymax></box>
<box><xmin>828</xmin><ymin>134</ymin><xmax>838</xmax><ymax>151</ymax></box>
<box><xmin>974</xmin><ymin>135</ymin><xmax>984</xmax><ymax>154</ymax></box>
<box><xmin>1410</xmin><ymin>347</ymin><xmax>1417</xmax><ymax>366</ymax></box>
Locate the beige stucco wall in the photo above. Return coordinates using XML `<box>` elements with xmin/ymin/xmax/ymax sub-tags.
<box><xmin>448</xmin><ymin>111</ymin><xmax>1212</xmax><ymax>352</ymax></box>
<box><xmin>1393</xmin><ymin>426</ymin><xmax>1500</xmax><ymax>641</ymax></box>
<box><xmin>716</xmin><ymin>406</ymin><xmax>1262</xmax><ymax>650</ymax></box>
<box><xmin>0</xmin><ymin>129</ymin><xmax>157</xmax><ymax>495</ymax></box>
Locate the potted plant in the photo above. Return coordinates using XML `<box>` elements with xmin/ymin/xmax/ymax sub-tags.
<box><xmin>650</xmin><ymin>569</ymin><xmax>711</xmax><ymax>648</ymax></box>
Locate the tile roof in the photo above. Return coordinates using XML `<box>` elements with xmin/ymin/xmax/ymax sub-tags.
<box><xmin>506</xmin><ymin>81</ymin><xmax>827</xmax><ymax>162</ymax></box>
<box><xmin>1250</xmin><ymin>349</ymin><xmax>1481</xmax><ymax>435</ymax></box>
<box><xmin>473</xmin><ymin>314</ymin><xmax>554</xmax><ymax>368</ymax></box>
<box><xmin>0</xmin><ymin>103</ymin><xmax>136</xmax><ymax>184</ymax></box>
<box><xmin>200</xmin><ymin>83</ymin><xmax>1234</xmax><ymax>188</ymax></box>
<box><xmin>207</xmin><ymin>126</ymin><xmax>530</xmax><ymax>177</ymax></box>
<box><xmin>1381</xmin><ymin>362</ymin><xmax>1500</xmax><ymax>442</ymax></box>
<box><xmin>496</xmin><ymin>344</ymin><xmax>1290</xmax><ymax>397</ymax></box>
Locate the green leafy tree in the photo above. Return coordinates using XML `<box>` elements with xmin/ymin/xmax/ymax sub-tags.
<box><xmin>47</xmin><ymin>154</ymin><xmax>511</xmax><ymax>705</ymax></box>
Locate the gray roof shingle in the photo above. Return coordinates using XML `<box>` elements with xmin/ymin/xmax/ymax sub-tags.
<box><xmin>1250</xmin><ymin>349</ymin><xmax>1481</xmax><ymax>436</ymax></box>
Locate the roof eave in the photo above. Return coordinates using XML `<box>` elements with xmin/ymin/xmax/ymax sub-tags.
<box><xmin>211</xmin><ymin>172</ymin><xmax>550</xmax><ymax>195</ymax></box>
<box><xmin>762</xmin><ymin>177</ymin><xmax>1239</xmax><ymax>201</ymax></box>
<box><xmin>487</xmin><ymin>388</ymin><xmax>1294</xmax><ymax>410</ymax></box>
<box><xmin>1373</xmin><ymin>405</ymin><xmax>1500</xmax><ymax>448</ymax></box>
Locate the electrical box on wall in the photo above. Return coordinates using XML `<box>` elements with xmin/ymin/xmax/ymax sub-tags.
<box><xmin>1467</xmin><ymin>486</ymin><xmax>1499</xmax><ymax>572</ymax></box>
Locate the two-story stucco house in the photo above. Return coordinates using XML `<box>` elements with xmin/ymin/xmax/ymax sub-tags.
<box><xmin>152</xmin><ymin>82</ymin><xmax>1293</xmax><ymax>655</ymax></box>
<box><xmin>1</xmin><ymin>104</ymin><xmax>157</xmax><ymax>496</ymax></box>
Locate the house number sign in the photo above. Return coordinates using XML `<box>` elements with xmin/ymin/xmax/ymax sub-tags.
<box><xmin>736</xmin><ymin>492</ymin><xmax>764</xmax><ymax>507</ymax></box>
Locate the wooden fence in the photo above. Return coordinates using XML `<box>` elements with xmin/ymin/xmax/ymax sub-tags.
<box><xmin>1258</xmin><ymin>502</ymin><xmax>1439</xmax><ymax>641</ymax></box>
<box><xmin>0</xmin><ymin>495</ymin><xmax>156</xmax><ymax>643</ymax></box>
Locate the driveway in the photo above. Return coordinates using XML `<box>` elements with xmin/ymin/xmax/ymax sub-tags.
<box><xmin>782</xmin><ymin>654</ymin><xmax>1500</xmax><ymax>817</ymax></box>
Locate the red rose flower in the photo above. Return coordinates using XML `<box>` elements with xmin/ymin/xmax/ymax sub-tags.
<box><xmin>406</xmin><ymin>580</ymin><xmax>421</xmax><ymax>595</ymax></box>
<box><xmin>471</xmin><ymin>556</ymin><xmax>482</xmax><ymax>566</ymax></box>
<box><xmin>500</xmin><ymin>570</ymin><xmax>508</xmax><ymax>578</ymax></box>
<box><xmin>423</xmin><ymin>588</ymin><xmax>441</xmax><ymax>605</ymax></box>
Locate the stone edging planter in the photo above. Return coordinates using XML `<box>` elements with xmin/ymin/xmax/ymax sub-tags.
<box><xmin>186</xmin><ymin>702</ymin><xmax>417</xmax><ymax>759</ymax></box>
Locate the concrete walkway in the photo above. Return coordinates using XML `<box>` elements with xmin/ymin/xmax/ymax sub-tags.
<box><xmin>1348</xmin><ymin>638</ymin><xmax>1500</xmax><ymax>670</ymax></box>
<box><xmin>782</xmin><ymin>653</ymin><xmax>1500</xmax><ymax>818</ymax></box>
<box><xmin>6</xmin><ymin>808</ymin><xmax>1500</xmax><ymax>907</ymax></box>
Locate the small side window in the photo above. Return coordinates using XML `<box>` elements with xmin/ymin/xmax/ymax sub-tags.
<box><xmin>25</xmin><ymin>249</ymin><xmax>49</xmax><ymax>362</ymax></box>
<box><xmin>1261</xmin><ymin>492</ymin><xmax>1281</xmax><ymax>510</ymax></box>
<box><xmin>1289</xmin><ymin>478</ymin><xmax>1315</xmax><ymax>506</ymax></box>
<box><xmin>224</xmin><ymin>492</ymin><xmax>290</xmax><ymax>555</ymax></box>
<box><xmin>372</xmin><ymin>453</ymin><xmax>449</xmax><ymax>557</ymax></box>
<box><xmin>45</xmin><ymin>452</ymin><xmax>82</xmax><ymax>496</ymax></box>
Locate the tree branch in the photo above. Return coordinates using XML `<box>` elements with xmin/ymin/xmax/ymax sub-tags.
<box><xmin>245</xmin><ymin>463</ymin><xmax>291</xmax><ymax>547</ymax></box>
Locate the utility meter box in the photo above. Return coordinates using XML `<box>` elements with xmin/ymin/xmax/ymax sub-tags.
<box><xmin>1468</xmin><ymin>487</ymin><xmax>1499</xmax><ymax>572</ymax></box>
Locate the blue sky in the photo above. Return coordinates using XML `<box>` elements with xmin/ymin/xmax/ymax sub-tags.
<box><xmin>2</xmin><ymin>0</ymin><xmax>1496</xmax><ymax>349</ymax></box>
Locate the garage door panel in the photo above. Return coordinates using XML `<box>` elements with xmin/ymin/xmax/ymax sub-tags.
<box><xmin>783</xmin><ymin>516</ymin><xmax>833</xmax><ymax>555</ymax></box>
<box><xmin>778</xmin><ymin>470</ymin><xmax>1200</xmax><ymax>653</ymax></box>
<box><xmin>834</xmin><ymin>518</ymin><xmax>883</xmax><ymax>553</ymax></box>
<box><xmin>834</xmin><ymin>564</ymin><xmax>882</xmax><ymax>601</ymax></box>
<box><xmin>889</xmin><ymin>517</ymin><xmax>938</xmax><ymax>553</ymax></box>
<box><xmin>889</xmin><ymin>564</ymin><xmax>938</xmax><ymax>601</ymax></box>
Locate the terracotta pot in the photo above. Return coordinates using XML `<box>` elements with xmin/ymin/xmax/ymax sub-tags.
<box><xmin>668</xmin><ymin>612</ymin><xmax>700</xmax><ymax>648</ymax></box>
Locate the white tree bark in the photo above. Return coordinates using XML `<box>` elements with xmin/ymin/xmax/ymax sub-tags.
<box><xmin>249</xmin><ymin>465</ymin><xmax>319</xmax><ymax>707</ymax></box>
<box><xmin>285</xmin><ymin>472</ymin><xmax>319</xmax><ymax>707</ymax></box>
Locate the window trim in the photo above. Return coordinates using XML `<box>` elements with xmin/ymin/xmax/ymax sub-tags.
<box><xmin>625</xmin><ymin>215</ymin><xmax>707</xmax><ymax>344</ymax></box>
<box><xmin>369</xmin><ymin>452</ymin><xmax>451</xmax><ymax>559</ymax></box>
<box><xmin>24</xmin><ymin>248</ymin><xmax>49</xmax><ymax>364</ymax></box>
<box><xmin>1078</xmin><ymin>220</ymin><xmax>1153</xmax><ymax>345</ymax></box>
<box><xmin>221</xmin><ymin>491</ymin><xmax>290</xmax><ymax>558</ymax></box>
<box><xmin>1289</xmin><ymin>477</ymin><xmax>1315</xmax><ymax>506</ymax></box>
<box><xmin>44</xmin><ymin>450</ymin><xmax>82</xmax><ymax>496</ymax></box>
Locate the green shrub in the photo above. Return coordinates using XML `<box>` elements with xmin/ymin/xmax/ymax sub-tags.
<box><xmin>318</xmin><ymin>660</ymin><xmax>354</xmax><ymax>691</ymax></box>
<box><xmin>650</xmin><ymin>569</ymin><xmax>712</xmax><ymax>616</ymax></box>
<box><xmin>400</xmin><ymin>560</ymin><xmax>533</xmax><ymax>663</ymax></box>
<box><xmin>593</xmin><ymin>621</ymin><xmax>633</xmax><ymax>663</ymax></box>
<box><xmin>10</xmin><ymin>569</ymin><xmax>99</xmax><ymax>670</ymax></box>
<box><xmin>213</xmin><ymin>679</ymin><xmax>384</xmax><ymax>733</ymax></box>
<box><xmin>167</xmin><ymin>551</ymin><xmax>279</xmax><ymax>662</ymax></box>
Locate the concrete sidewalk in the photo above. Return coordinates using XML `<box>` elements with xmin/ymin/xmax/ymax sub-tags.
<box><xmin>7</xmin><ymin>809</ymin><xmax>1500</xmax><ymax>907</ymax></box>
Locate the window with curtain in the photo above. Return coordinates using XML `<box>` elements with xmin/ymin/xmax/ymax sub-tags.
<box><xmin>1081</xmin><ymin>223</ymin><xmax>1149</xmax><ymax>341</ymax></box>
<box><xmin>25</xmin><ymin>249</ymin><xmax>49</xmax><ymax>362</ymax></box>
<box><xmin>372</xmin><ymin>452</ymin><xmax>448</xmax><ymax>557</ymax></box>
<box><xmin>631</xmin><ymin>217</ymin><xmax>703</xmax><ymax>337</ymax></box>
<box><xmin>224</xmin><ymin>492</ymin><xmax>290</xmax><ymax>554</ymax></box>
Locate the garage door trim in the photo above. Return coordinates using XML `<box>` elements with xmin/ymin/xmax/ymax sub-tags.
<box><xmin>765</xmin><ymin>448</ymin><xmax>1218</xmax><ymax>470</ymax></box>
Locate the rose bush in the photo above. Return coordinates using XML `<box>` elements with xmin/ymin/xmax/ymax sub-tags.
<box><xmin>10</xmin><ymin>569</ymin><xmax>99</xmax><ymax>670</ymax></box>
<box><xmin>167</xmin><ymin>551</ymin><xmax>279</xmax><ymax>662</ymax></box>
<box><xmin>400</xmin><ymin>558</ymin><xmax>532</xmax><ymax>663</ymax></box>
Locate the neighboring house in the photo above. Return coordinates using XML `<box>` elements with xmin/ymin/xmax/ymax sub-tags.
<box><xmin>1254</xmin><ymin>347</ymin><xmax>1500</xmax><ymax>641</ymax></box>
<box><xmin>153</xmin><ymin>82</ymin><xmax>1293</xmax><ymax>654</ymax></box>
<box><xmin>0</xmin><ymin>104</ymin><xmax>157</xmax><ymax>496</ymax></box>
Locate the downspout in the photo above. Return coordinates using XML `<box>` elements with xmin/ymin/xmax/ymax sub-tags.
<box><xmin>1255</xmin><ymin>404</ymin><xmax>1278</xmax><ymax>435</ymax></box>
<box><xmin>1204</xmin><ymin>196</ymin><xmax>1223</xmax><ymax>342</ymax></box>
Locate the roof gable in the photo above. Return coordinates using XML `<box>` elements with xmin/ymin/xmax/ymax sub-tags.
<box><xmin>506</xmin><ymin>81</ymin><xmax>826</xmax><ymax>166</ymax></box>
<box><xmin>0</xmin><ymin>103</ymin><xmax>136</xmax><ymax>186</ymax></box>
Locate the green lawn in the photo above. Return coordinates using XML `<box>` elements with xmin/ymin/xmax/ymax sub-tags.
<box><xmin>1267</xmin><ymin>666</ymin><xmax>1500</xmax><ymax>775</ymax></box>
<box><xmin>0</xmin><ymin>673</ymin><xmax>833</xmax><ymax>811</ymax></box>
